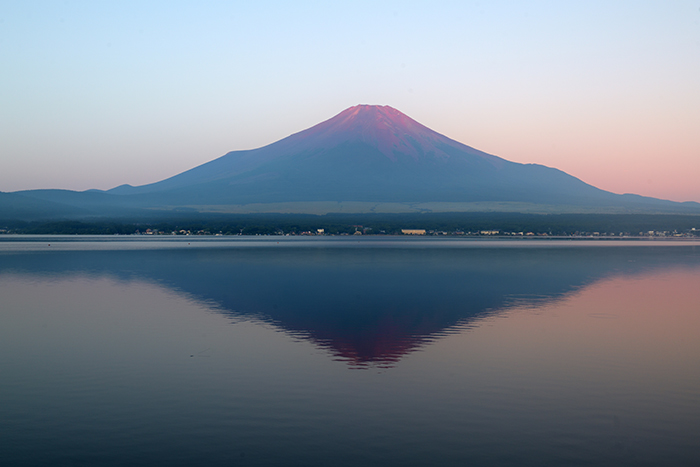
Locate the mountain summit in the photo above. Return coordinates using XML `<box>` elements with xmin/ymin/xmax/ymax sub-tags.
<box><xmin>8</xmin><ymin>105</ymin><xmax>700</xmax><ymax>217</ymax></box>
<box><xmin>282</xmin><ymin>104</ymin><xmax>502</xmax><ymax>165</ymax></box>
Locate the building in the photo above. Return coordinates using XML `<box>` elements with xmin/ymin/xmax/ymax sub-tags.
<box><xmin>401</xmin><ymin>229</ymin><xmax>426</xmax><ymax>235</ymax></box>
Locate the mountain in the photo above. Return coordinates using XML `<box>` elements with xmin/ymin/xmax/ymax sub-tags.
<box><xmin>4</xmin><ymin>104</ymin><xmax>700</xmax><ymax>219</ymax></box>
<box><xmin>103</xmin><ymin>105</ymin><xmax>681</xmax><ymax>208</ymax></box>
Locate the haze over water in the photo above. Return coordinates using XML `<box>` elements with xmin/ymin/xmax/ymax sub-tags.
<box><xmin>1</xmin><ymin>237</ymin><xmax>700</xmax><ymax>466</ymax></box>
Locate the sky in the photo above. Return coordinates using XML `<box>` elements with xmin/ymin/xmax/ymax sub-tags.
<box><xmin>1</xmin><ymin>1</ymin><xmax>699</xmax><ymax>202</ymax></box>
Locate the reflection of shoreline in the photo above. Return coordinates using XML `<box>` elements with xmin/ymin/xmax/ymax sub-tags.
<box><xmin>1</xmin><ymin>243</ymin><xmax>699</xmax><ymax>367</ymax></box>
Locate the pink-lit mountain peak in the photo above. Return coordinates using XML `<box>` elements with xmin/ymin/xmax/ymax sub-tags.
<box><xmin>332</xmin><ymin>104</ymin><xmax>420</xmax><ymax>132</ymax></box>
<box><xmin>293</xmin><ymin>104</ymin><xmax>457</xmax><ymax>162</ymax></box>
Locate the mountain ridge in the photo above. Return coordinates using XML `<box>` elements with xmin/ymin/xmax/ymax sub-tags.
<box><xmin>4</xmin><ymin>104</ymin><xmax>700</xmax><ymax>219</ymax></box>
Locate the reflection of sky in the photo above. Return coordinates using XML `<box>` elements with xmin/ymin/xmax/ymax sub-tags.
<box><xmin>3</xmin><ymin>245</ymin><xmax>700</xmax><ymax>464</ymax></box>
<box><xmin>1</xmin><ymin>2</ymin><xmax>699</xmax><ymax>202</ymax></box>
<box><xmin>427</xmin><ymin>268</ymin><xmax>700</xmax><ymax>436</ymax></box>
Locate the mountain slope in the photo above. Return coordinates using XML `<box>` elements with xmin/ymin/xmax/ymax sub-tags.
<box><xmin>6</xmin><ymin>104</ymin><xmax>700</xmax><ymax>217</ymax></box>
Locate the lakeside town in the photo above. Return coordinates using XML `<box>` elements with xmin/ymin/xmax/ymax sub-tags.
<box><xmin>4</xmin><ymin>225</ymin><xmax>698</xmax><ymax>239</ymax></box>
<box><xmin>2</xmin><ymin>212</ymin><xmax>699</xmax><ymax>238</ymax></box>
<box><xmin>133</xmin><ymin>227</ymin><xmax>699</xmax><ymax>238</ymax></box>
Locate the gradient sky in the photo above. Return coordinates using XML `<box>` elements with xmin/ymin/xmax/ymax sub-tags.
<box><xmin>2</xmin><ymin>1</ymin><xmax>699</xmax><ymax>202</ymax></box>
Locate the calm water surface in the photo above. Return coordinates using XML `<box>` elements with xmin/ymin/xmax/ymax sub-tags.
<box><xmin>1</xmin><ymin>236</ymin><xmax>699</xmax><ymax>466</ymax></box>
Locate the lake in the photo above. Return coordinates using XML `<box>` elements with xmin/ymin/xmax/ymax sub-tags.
<box><xmin>1</xmin><ymin>236</ymin><xmax>700</xmax><ymax>466</ymax></box>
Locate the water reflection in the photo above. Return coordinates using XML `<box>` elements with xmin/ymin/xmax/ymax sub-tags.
<box><xmin>2</xmin><ymin>241</ymin><xmax>698</xmax><ymax>367</ymax></box>
<box><xmin>3</xmin><ymin>240</ymin><xmax>700</xmax><ymax>466</ymax></box>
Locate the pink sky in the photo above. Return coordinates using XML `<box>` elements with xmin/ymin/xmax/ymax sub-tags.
<box><xmin>428</xmin><ymin>101</ymin><xmax>700</xmax><ymax>203</ymax></box>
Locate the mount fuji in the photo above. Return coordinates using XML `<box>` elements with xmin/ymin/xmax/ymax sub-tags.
<box><xmin>5</xmin><ymin>105</ymin><xmax>700</xmax><ymax>218</ymax></box>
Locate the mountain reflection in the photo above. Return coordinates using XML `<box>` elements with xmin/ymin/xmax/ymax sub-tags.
<box><xmin>2</xmin><ymin>242</ymin><xmax>698</xmax><ymax>367</ymax></box>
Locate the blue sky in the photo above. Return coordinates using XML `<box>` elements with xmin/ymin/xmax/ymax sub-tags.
<box><xmin>2</xmin><ymin>1</ymin><xmax>699</xmax><ymax>201</ymax></box>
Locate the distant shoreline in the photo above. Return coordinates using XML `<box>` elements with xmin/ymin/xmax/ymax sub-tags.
<box><xmin>1</xmin><ymin>212</ymin><xmax>699</xmax><ymax>238</ymax></box>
